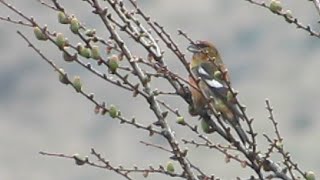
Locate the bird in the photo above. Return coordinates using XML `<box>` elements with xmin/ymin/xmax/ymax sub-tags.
<box><xmin>187</xmin><ymin>40</ymin><xmax>249</xmax><ymax>145</ymax></box>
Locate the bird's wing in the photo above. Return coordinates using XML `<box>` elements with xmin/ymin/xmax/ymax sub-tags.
<box><xmin>195</xmin><ymin>63</ymin><xmax>228</xmax><ymax>99</ymax></box>
<box><xmin>194</xmin><ymin>64</ymin><xmax>243</xmax><ymax>118</ymax></box>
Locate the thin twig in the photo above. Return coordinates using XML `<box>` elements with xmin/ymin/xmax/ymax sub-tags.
<box><xmin>245</xmin><ymin>0</ymin><xmax>320</xmax><ymax>38</ymax></box>
<box><xmin>312</xmin><ymin>0</ymin><xmax>320</xmax><ymax>17</ymax></box>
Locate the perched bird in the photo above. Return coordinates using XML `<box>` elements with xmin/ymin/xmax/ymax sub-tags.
<box><xmin>187</xmin><ymin>40</ymin><xmax>249</xmax><ymax>145</ymax></box>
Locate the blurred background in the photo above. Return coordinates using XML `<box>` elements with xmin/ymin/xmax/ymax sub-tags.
<box><xmin>0</xmin><ymin>0</ymin><xmax>319</xmax><ymax>179</ymax></box>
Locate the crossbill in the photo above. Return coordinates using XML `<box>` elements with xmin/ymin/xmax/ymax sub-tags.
<box><xmin>187</xmin><ymin>40</ymin><xmax>249</xmax><ymax>145</ymax></box>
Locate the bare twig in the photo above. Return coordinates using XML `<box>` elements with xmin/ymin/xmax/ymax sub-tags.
<box><xmin>245</xmin><ymin>0</ymin><xmax>320</xmax><ymax>38</ymax></box>
<box><xmin>40</xmin><ymin>150</ymin><xmax>133</xmax><ymax>180</ymax></box>
<box><xmin>89</xmin><ymin>1</ymin><xmax>198</xmax><ymax>179</ymax></box>
<box><xmin>0</xmin><ymin>16</ymin><xmax>32</xmax><ymax>27</ymax></box>
<box><xmin>17</xmin><ymin>30</ymin><xmax>162</xmax><ymax>137</ymax></box>
<box><xmin>312</xmin><ymin>0</ymin><xmax>320</xmax><ymax>17</ymax></box>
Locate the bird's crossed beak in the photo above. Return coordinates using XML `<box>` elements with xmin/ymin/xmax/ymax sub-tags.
<box><xmin>187</xmin><ymin>43</ymin><xmax>201</xmax><ymax>53</ymax></box>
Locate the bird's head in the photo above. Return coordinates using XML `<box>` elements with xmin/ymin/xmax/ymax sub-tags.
<box><xmin>188</xmin><ymin>40</ymin><xmax>221</xmax><ymax>65</ymax></box>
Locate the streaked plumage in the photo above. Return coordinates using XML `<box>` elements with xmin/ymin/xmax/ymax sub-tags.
<box><xmin>188</xmin><ymin>41</ymin><xmax>249</xmax><ymax>145</ymax></box>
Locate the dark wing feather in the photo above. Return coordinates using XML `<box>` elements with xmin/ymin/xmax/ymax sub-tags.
<box><xmin>194</xmin><ymin>64</ymin><xmax>243</xmax><ymax>118</ymax></box>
